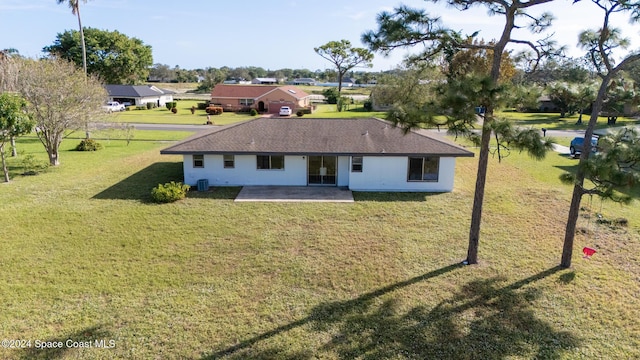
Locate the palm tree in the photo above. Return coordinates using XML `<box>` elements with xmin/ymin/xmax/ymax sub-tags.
<box><xmin>56</xmin><ymin>0</ymin><xmax>88</xmax><ymax>75</ymax></box>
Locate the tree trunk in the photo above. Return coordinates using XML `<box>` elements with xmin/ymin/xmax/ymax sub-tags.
<box><xmin>77</xmin><ymin>7</ymin><xmax>87</xmax><ymax>75</ymax></box>
<box><xmin>464</xmin><ymin>3</ymin><xmax>514</xmax><ymax>264</ymax></box>
<box><xmin>1</xmin><ymin>143</ymin><xmax>9</xmax><ymax>182</ymax></box>
<box><xmin>48</xmin><ymin>144</ymin><xmax>60</xmax><ymax>166</ymax></box>
<box><xmin>577</xmin><ymin>110</ymin><xmax>583</xmax><ymax>125</ymax></box>
<box><xmin>466</xmin><ymin>121</ymin><xmax>492</xmax><ymax>264</ymax></box>
<box><xmin>561</xmin><ymin>185</ymin><xmax>585</xmax><ymax>267</ymax></box>
<box><xmin>48</xmin><ymin>152</ymin><xmax>59</xmax><ymax>166</ymax></box>
<box><xmin>10</xmin><ymin>136</ymin><xmax>17</xmax><ymax>157</ymax></box>
<box><xmin>561</xmin><ymin>75</ymin><xmax>609</xmax><ymax>268</ymax></box>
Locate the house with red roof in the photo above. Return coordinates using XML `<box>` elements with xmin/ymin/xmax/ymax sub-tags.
<box><xmin>161</xmin><ymin>117</ymin><xmax>474</xmax><ymax>192</ymax></box>
<box><xmin>210</xmin><ymin>84</ymin><xmax>311</xmax><ymax>114</ymax></box>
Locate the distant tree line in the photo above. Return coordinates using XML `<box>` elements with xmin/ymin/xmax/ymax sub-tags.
<box><xmin>148</xmin><ymin>64</ymin><xmax>385</xmax><ymax>92</ymax></box>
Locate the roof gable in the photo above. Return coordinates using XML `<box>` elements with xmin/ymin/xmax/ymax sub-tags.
<box><xmin>260</xmin><ymin>85</ymin><xmax>310</xmax><ymax>100</ymax></box>
<box><xmin>105</xmin><ymin>85</ymin><xmax>174</xmax><ymax>97</ymax></box>
<box><xmin>161</xmin><ymin>118</ymin><xmax>474</xmax><ymax>157</ymax></box>
<box><xmin>210</xmin><ymin>84</ymin><xmax>309</xmax><ymax>100</ymax></box>
<box><xmin>211</xmin><ymin>84</ymin><xmax>278</xmax><ymax>99</ymax></box>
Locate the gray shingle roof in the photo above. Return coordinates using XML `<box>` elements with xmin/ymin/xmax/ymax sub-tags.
<box><xmin>105</xmin><ymin>85</ymin><xmax>175</xmax><ymax>97</ymax></box>
<box><xmin>160</xmin><ymin>118</ymin><xmax>474</xmax><ymax>157</ymax></box>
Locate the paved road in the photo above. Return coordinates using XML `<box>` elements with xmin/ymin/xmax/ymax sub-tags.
<box><xmin>96</xmin><ymin>122</ymin><xmax>636</xmax><ymax>156</ymax></box>
<box><xmin>108</xmin><ymin>124</ymin><xmax>591</xmax><ymax>137</ymax></box>
<box><xmin>95</xmin><ymin>122</ymin><xmax>216</xmax><ymax>132</ymax></box>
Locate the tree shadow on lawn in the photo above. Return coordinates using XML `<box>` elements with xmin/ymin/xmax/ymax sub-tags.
<box><xmin>93</xmin><ymin>162</ymin><xmax>183</xmax><ymax>202</ymax></box>
<box><xmin>204</xmin><ymin>266</ymin><xmax>579</xmax><ymax>359</ymax></box>
<box><xmin>19</xmin><ymin>325</ymin><xmax>111</xmax><ymax>360</ymax></box>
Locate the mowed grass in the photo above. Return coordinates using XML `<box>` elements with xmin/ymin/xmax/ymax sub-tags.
<box><xmin>109</xmin><ymin>100</ymin><xmax>255</xmax><ymax>126</ymax></box>
<box><xmin>1</xmin><ymin>133</ymin><xmax>639</xmax><ymax>359</ymax></box>
<box><xmin>497</xmin><ymin>110</ymin><xmax>640</xmax><ymax>130</ymax></box>
<box><xmin>313</xmin><ymin>103</ymin><xmax>387</xmax><ymax>119</ymax></box>
<box><xmin>107</xmin><ymin>101</ymin><xmax>387</xmax><ymax>125</ymax></box>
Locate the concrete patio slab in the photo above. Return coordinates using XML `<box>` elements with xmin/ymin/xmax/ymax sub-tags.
<box><xmin>235</xmin><ymin>186</ymin><xmax>354</xmax><ymax>202</ymax></box>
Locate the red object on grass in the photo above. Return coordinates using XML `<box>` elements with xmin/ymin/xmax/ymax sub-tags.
<box><xmin>583</xmin><ymin>247</ymin><xmax>597</xmax><ymax>258</ymax></box>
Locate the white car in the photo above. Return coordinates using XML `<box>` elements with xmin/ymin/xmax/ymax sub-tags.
<box><xmin>279</xmin><ymin>106</ymin><xmax>292</xmax><ymax>116</ymax></box>
<box><xmin>102</xmin><ymin>101</ymin><xmax>126</xmax><ymax>112</ymax></box>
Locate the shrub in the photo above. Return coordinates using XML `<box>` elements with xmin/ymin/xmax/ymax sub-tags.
<box><xmin>296</xmin><ymin>110</ymin><xmax>304</xmax><ymax>117</ymax></box>
<box><xmin>363</xmin><ymin>100</ymin><xmax>373</xmax><ymax>111</ymax></box>
<box><xmin>323</xmin><ymin>87</ymin><xmax>340</xmax><ymax>104</ymax></box>
<box><xmin>250</xmin><ymin>108</ymin><xmax>258</xmax><ymax>116</ymax></box>
<box><xmin>337</xmin><ymin>97</ymin><xmax>349</xmax><ymax>112</ymax></box>
<box><xmin>197</xmin><ymin>102</ymin><xmax>208</xmax><ymax>110</ymax></box>
<box><xmin>21</xmin><ymin>154</ymin><xmax>48</xmax><ymax>176</ymax></box>
<box><xmin>146</xmin><ymin>102</ymin><xmax>156</xmax><ymax>110</ymax></box>
<box><xmin>151</xmin><ymin>181</ymin><xmax>190</xmax><ymax>203</ymax></box>
<box><xmin>75</xmin><ymin>138</ymin><xmax>103</xmax><ymax>151</ymax></box>
<box><xmin>125</xmin><ymin>106</ymin><xmax>133</xmax><ymax>111</ymax></box>
<box><xmin>165</xmin><ymin>102</ymin><xmax>173</xmax><ymax>110</ymax></box>
<box><xmin>136</xmin><ymin>105</ymin><xmax>146</xmax><ymax>110</ymax></box>
<box><xmin>206</xmin><ymin>106</ymin><xmax>223</xmax><ymax>115</ymax></box>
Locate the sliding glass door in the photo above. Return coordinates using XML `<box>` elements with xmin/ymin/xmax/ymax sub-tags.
<box><xmin>308</xmin><ymin>156</ymin><xmax>337</xmax><ymax>185</ymax></box>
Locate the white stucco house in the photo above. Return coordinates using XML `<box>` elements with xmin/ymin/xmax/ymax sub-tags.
<box><xmin>160</xmin><ymin>118</ymin><xmax>474</xmax><ymax>192</ymax></box>
<box><xmin>104</xmin><ymin>85</ymin><xmax>175</xmax><ymax>107</ymax></box>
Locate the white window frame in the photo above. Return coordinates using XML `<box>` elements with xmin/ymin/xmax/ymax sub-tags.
<box><xmin>407</xmin><ymin>157</ymin><xmax>439</xmax><ymax>182</ymax></box>
<box><xmin>256</xmin><ymin>155</ymin><xmax>284</xmax><ymax>170</ymax></box>
<box><xmin>223</xmin><ymin>154</ymin><xmax>235</xmax><ymax>168</ymax></box>
<box><xmin>193</xmin><ymin>154</ymin><xmax>204</xmax><ymax>168</ymax></box>
<box><xmin>351</xmin><ymin>156</ymin><xmax>363</xmax><ymax>172</ymax></box>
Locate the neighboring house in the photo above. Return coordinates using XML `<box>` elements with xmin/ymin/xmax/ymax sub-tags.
<box><xmin>105</xmin><ymin>85</ymin><xmax>175</xmax><ymax>107</ymax></box>
<box><xmin>160</xmin><ymin>117</ymin><xmax>474</xmax><ymax>192</ymax></box>
<box><xmin>210</xmin><ymin>84</ymin><xmax>311</xmax><ymax>113</ymax></box>
<box><xmin>252</xmin><ymin>78</ymin><xmax>278</xmax><ymax>85</ymax></box>
<box><xmin>537</xmin><ymin>95</ymin><xmax>561</xmax><ymax>112</ymax></box>
<box><xmin>292</xmin><ymin>78</ymin><xmax>316</xmax><ymax>85</ymax></box>
<box><xmin>342</xmin><ymin>77</ymin><xmax>356</xmax><ymax>86</ymax></box>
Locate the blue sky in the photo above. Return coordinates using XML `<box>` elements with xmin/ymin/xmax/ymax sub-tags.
<box><xmin>1</xmin><ymin>0</ymin><xmax>638</xmax><ymax>72</ymax></box>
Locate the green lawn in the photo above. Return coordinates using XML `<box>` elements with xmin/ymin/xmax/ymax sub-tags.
<box><xmin>109</xmin><ymin>100</ymin><xmax>255</xmax><ymax>126</ymax></box>
<box><xmin>497</xmin><ymin>110</ymin><xmax>640</xmax><ymax>130</ymax></box>
<box><xmin>106</xmin><ymin>101</ymin><xmax>388</xmax><ymax>124</ymax></box>
<box><xmin>1</xmin><ymin>133</ymin><xmax>639</xmax><ymax>359</ymax></box>
<box><xmin>312</xmin><ymin>103</ymin><xmax>387</xmax><ymax>118</ymax></box>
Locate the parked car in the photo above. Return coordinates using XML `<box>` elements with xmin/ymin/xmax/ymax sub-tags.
<box><xmin>279</xmin><ymin>106</ymin><xmax>292</xmax><ymax>116</ymax></box>
<box><xmin>569</xmin><ymin>136</ymin><xmax>598</xmax><ymax>156</ymax></box>
<box><xmin>102</xmin><ymin>101</ymin><xmax>126</xmax><ymax>112</ymax></box>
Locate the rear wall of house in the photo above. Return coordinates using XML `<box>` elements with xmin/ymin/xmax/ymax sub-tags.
<box><xmin>182</xmin><ymin>154</ymin><xmax>307</xmax><ymax>186</ymax></box>
<box><xmin>347</xmin><ymin>156</ymin><xmax>457</xmax><ymax>192</ymax></box>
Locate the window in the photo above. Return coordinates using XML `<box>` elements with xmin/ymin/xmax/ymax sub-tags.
<box><xmin>257</xmin><ymin>155</ymin><xmax>284</xmax><ymax>170</ymax></box>
<box><xmin>407</xmin><ymin>157</ymin><xmax>439</xmax><ymax>181</ymax></box>
<box><xmin>193</xmin><ymin>154</ymin><xmax>204</xmax><ymax>168</ymax></box>
<box><xmin>223</xmin><ymin>155</ymin><xmax>235</xmax><ymax>168</ymax></box>
<box><xmin>351</xmin><ymin>156</ymin><xmax>363</xmax><ymax>172</ymax></box>
<box><xmin>240</xmin><ymin>99</ymin><xmax>254</xmax><ymax>106</ymax></box>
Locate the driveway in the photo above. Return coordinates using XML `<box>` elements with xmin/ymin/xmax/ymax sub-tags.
<box><xmin>235</xmin><ymin>186</ymin><xmax>354</xmax><ymax>203</ymax></box>
<box><xmin>552</xmin><ymin>143</ymin><xmax>571</xmax><ymax>155</ymax></box>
